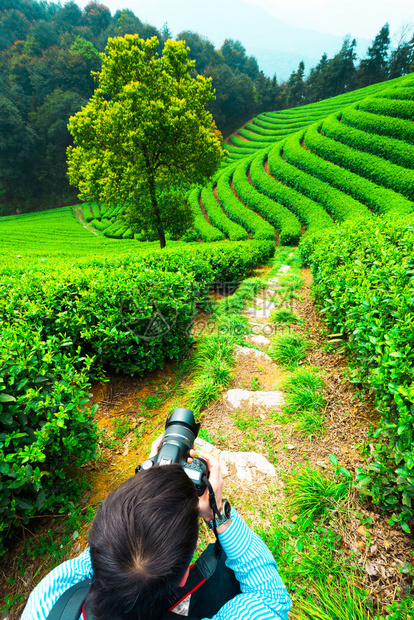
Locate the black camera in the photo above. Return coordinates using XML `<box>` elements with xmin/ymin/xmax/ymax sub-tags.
<box><xmin>136</xmin><ymin>408</ymin><xmax>208</xmax><ymax>496</ymax></box>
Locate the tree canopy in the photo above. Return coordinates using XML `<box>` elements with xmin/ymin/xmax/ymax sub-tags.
<box><xmin>67</xmin><ymin>35</ymin><xmax>224</xmax><ymax>248</ymax></box>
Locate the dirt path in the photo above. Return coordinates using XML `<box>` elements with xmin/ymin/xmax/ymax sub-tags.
<box><xmin>73</xmin><ymin>205</ymin><xmax>99</xmax><ymax>235</ymax></box>
<box><xmin>197</xmin><ymin>264</ymin><xmax>413</xmax><ymax>609</ymax></box>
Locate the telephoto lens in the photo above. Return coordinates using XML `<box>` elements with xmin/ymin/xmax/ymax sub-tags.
<box><xmin>136</xmin><ymin>408</ymin><xmax>208</xmax><ymax>495</ymax></box>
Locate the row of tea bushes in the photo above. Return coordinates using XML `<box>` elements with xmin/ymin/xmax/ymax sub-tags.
<box><xmin>301</xmin><ymin>125</ymin><xmax>414</xmax><ymax>216</ymax></box>
<box><xmin>323</xmin><ymin>112</ymin><xmax>414</xmax><ymax>170</ymax></box>
<box><xmin>249</xmin><ymin>149</ymin><xmax>333</xmax><ymax>235</ymax></box>
<box><xmin>0</xmin><ymin>240</ymin><xmax>274</xmax><ymax>548</ymax></box>
<box><xmin>269</xmin><ymin>135</ymin><xmax>372</xmax><ymax>222</ymax></box>
<box><xmin>216</xmin><ymin>168</ymin><xmax>275</xmax><ymax>240</ymax></box>
<box><xmin>232</xmin><ymin>158</ymin><xmax>301</xmax><ymax>245</ymax></box>
<box><xmin>300</xmin><ymin>216</ymin><xmax>414</xmax><ymax>532</ymax></box>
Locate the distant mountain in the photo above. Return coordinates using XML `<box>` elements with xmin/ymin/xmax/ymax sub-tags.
<box><xmin>131</xmin><ymin>0</ymin><xmax>370</xmax><ymax>80</ymax></box>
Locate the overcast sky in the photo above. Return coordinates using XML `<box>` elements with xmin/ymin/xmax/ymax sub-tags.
<box><xmin>75</xmin><ymin>0</ymin><xmax>414</xmax><ymax>79</ymax></box>
<box><xmin>244</xmin><ymin>0</ymin><xmax>414</xmax><ymax>40</ymax></box>
<box><xmin>77</xmin><ymin>0</ymin><xmax>414</xmax><ymax>41</ymax></box>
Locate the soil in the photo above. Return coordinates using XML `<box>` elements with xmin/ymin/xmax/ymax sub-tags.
<box><xmin>1</xmin><ymin>263</ymin><xmax>413</xmax><ymax>618</ymax></box>
<box><xmin>73</xmin><ymin>205</ymin><xmax>99</xmax><ymax>235</ymax></box>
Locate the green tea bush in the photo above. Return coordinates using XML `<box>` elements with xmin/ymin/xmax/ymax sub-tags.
<box><xmin>324</xmin><ymin>113</ymin><xmax>414</xmax><ymax>169</ymax></box>
<box><xmin>91</xmin><ymin>218</ymin><xmax>110</xmax><ymax>231</ymax></box>
<box><xmin>250</xmin><ymin>149</ymin><xmax>334</xmax><ymax>236</ymax></box>
<box><xmin>0</xmin><ymin>323</ymin><xmax>97</xmax><ymax>554</ymax></box>
<box><xmin>300</xmin><ymin>216</ymin><xmax>414</xmax><ymax>532</ymax></box>
<box><xmin>216</xmin><ymin>168</ymin><xmax>275</xmax><ymax>240</ymax></box>
<box><xmin>310</xmin><ymin>121</ymin><xmax>414</xmax><ymax>201</ymax></box>
<box><xmin>376</xmin><ymin>86</ymin><xmax>414</xmax><ymax>101</ymax></box>
<box><xmin>302</xmin><ymin>125</ymin><xmax>413</xmax><ymax>216</ymax></box>
<box><xmin>360</xmin><ymin>96</ymin><xmax>414</xmax><ymax>120</ymax></box>
<box><xmin>229</xmin><ymin>135</ymin><xmax>272</xmax><ymax>149</ymax></box>
<box><xmin>1</xmin><ymin>267</ymin><xmax>198</xmax><ymax>375</ymax></box>
<box><xmin>238</xmin><ymin>128</ymin><xmax>278</xmax><ymax>143</ymax></box>
<box><xmin>201</xmin><ymin>186</ymin><xmax>248</xmax><ymax>240</ymax></box>
<box><xmin>82</xmin><ymin>203</ymin><xmax>94</xmax><ymax>222</ymax></box>
<box><xmin>91</xmin><ymin>203</ymin><xmax>101</xmax><ymax>219</ymax></box>
<box><xmin>279</xmin><ymin>132</ymin><xmax>372</xmax><ymax>222</ymax></box>
<box><xmin>342</xmin><ymin>106</ymin><xmax>414</xmax><ymax>144</ymax></box>
<box><xmin>232</xmin><ymin>160</ymin><xmax>301</xmax><ymax>245</ymax></box>
<box><xmin>187</xmin><ymin>188</ymin><xmax>225</xmax><ymax>242</ymax></box>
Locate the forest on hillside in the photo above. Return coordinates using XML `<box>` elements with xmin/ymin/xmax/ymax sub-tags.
<box><xmin>0</xmin><ymin>0</ymin><xmax>413</xmax><ymax>213</ymax></box>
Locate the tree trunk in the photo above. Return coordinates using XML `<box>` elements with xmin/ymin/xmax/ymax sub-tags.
<box><xmin>148</xmin><ymin>175</ymin><xmax>166</xmax><ymax>249</ymax></box>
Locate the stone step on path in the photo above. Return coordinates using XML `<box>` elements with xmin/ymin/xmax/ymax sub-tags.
<box><xmin>195</xmin><ymin>437</ymin><xmax>278</xmax><ymax>483</ymax></box>
<box><xmin>243</xmin><ymin>300</ymin><xmax>276</xmax><ymax>318</ymax></box>
<box><xmin>245</xmin><ymin>334</ymin><xmax>271</xmax><ymax>347</ymax></box>
<box><xmin>235</xmin><ymin>346</ymin><xmax>271</xmax><ymax>363</ymax></box>
<box><xmin>267</xmin><ymin>263</ymin><xmax>291</xmax><ymax>288</ymax></box>
<box><xmin>225</xmin><ymin>388</ymin><xmax>284</xmax><ymax>410</ymax></box>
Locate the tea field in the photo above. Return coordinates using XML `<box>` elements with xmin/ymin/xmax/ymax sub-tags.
<box><xmin>1</xmin><ymin>71</ymin><xmax>414</xmax><ymax>618</ymax></box>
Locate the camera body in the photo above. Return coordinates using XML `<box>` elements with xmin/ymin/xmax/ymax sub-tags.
<box><xmin>136</xmin><ymin>408</ymin><xmax>208</xmax><ymax>496</ymax></box>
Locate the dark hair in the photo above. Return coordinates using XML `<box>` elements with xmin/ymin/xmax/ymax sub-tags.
<box><xmin>87</xmin><ymin>464</ymin><xmax>199</xmax><ymax>620</ymax></box>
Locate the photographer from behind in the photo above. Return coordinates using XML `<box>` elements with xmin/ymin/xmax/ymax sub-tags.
<box><xmin>21</xmin><ymin>435</ymin><xmax>291</xmax><ymax>620</ymax></box>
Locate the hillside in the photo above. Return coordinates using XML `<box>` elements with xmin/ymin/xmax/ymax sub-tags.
<box><xmin>222</xmin><ymin>76</ymin><xmax>409</xmax><ymax>163</ymax></box>
<box><xmin>187</xmin><ymin>73</ymin><xmax>413</xmax><ymax>248</ymax></box>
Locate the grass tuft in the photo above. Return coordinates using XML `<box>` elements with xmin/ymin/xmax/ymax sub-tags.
<box><xmin>282</xmin><ymin>368</ymin><xmax>325</xmax><ymax>414</ymax></box>
<box><xmin>295</xmin><ymin>410</ymin><xmax>325</xmax><ymax>438</ymax></box>
<box><xmin>279</xmin><ymin>273</ymin><xmax>304</xmax><ymax>291</ymax></box>
<box><xmin>268</xmin><ymin>332</ymin><xmax>309</xmax><ymax>367</ymax></box>
<box><xmin>291</xmin><ymin>581</ymin><xmax>371</xmax><ymax>620</ymax></box>
<box><xmin>270</xmin><ymin>308</ymin><xmax>298</xmax><ymax>324</ymax></box>
<box><xmin>188</xmin><ymin>376</ymin><xmax>220</xmax><ymax>414</ymax></box>
<box><xmin>286</xmin><ymin>467</ymin><xmax>350</xmax><ymax>521</ymax></box>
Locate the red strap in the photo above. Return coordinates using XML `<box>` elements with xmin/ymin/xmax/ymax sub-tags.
<box><xmin>168</xmin><ymin>578</ymin><xmax>206</xmax><ymax>611</ymax></box>
<box><xmin>81</xmin><ymin>562</ymin><xmax>205</xmax><ymax>617</ymax></box>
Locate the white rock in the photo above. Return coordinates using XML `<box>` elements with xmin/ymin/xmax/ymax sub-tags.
<box><xmin>254</xmin><ymin>391</ymin><xmax>284</xmax><ymax>408</ymax></box>
<box><xmin>225</xmin><ymin>389</ymin><xmax>253</xmax><ymax>409</ymax></box>
<box><xmin>286</xmin><ymin>444</ymin><xmax>295</xmax><ymax>450</ymax></box>
<box><xmin>192</xmin><ymin>442</ymin><xmax>278</xmax><ymax>485</ymax></box>
<box><xmin>219</xmin><ymin>451</ymin><xmax>277</xmax><ymax>482</ymax></box>
<box><xmin>194</xmin><ymin>437</ymin><xmax>218</xmax><ymax>455</ymax></box>
<box><xmin>279</xmin><ymin>264</ymin><xmax>291</xmax><ymax>274</ymax></box>
<box><xmin>247</xmin><ymin>335</ymin><xmax>271</xmax><ymax>346</ymax></box>
<box><xmin>267</xmin><ymin>278</ymin><xmax>281</xmax><ymax>289</ymax></box>
<box><xmin>235</xmin><ymin>346</ymin><xmax>271</xmax><ymax>362</ymax></box>
<box><xmin>225</xmin><ymin>389</ymin><xmax>284</xmax><ymax>410</ymax></box>
<box><xmin>254</xmin><ymin>298</ymin><xmax>276</xmax><ymax>311</ymax></box>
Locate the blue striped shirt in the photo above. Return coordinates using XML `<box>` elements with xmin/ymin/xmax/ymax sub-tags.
<box><xmin>21</xmin><ymin>510</ymin><xmax>291</xmax><ymax>620</ymax></box>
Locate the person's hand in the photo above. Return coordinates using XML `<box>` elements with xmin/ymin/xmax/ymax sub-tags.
<box><xmin>148</xmin><ymin>434</ymin><xmax>196</xmax><ymax>463</ymax></box>
<box><xmin>149</xmin><ymin>434</ymin><xmax>164</xmax><ymax>458</ymax></box>
<box><xmin>198</xmin><ymin>453</ymin><xmax>224</xmax><ymax>522</ymax></box>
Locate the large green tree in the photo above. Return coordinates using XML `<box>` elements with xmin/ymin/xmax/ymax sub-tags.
<box><xmin>67</xmin><ymin>34</ymin><xmax>224</xmax><ymax>248</ymax></box>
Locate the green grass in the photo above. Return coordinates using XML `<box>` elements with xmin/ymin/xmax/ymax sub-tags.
<box><xmin>279</xmin><ymin>273</ymin><xmax>304</xmax><ymax>291</ymax></box>
<box><xmin>291</xmin><ymin>581</ymin><xmax>371</xmax><ymax>620</ymax></box>
<box><xmin>294</xmin><ymin>410</ymin><xmax>325</xmax><ymax>438</ymax></box>
<box><xmin>188</xmin><ymin>376</ymin><xmax>221</xmax><ymax>414</ymax></box>
<box><xmin>268</xmin><ymin>332</ymin><xmax>309</xmax><ymax>367</ymax></box>
<box><xmin>270</xmin><ymin>308</ymin><xmax>298</xmax><ymax>324</ymax></box>
<box><xmin>285</xmin><ymin>467</ymin><xmax>350</xmax><ymax>522</ymax></box>
<box><xmin>282</xmin><ymin>368</ymin><xmax>325</xmax><ymax>414</ymax></box>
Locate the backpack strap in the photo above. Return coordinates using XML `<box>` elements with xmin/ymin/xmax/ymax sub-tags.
<box><xmin>45</xmin><ymin>580</ymin><xmax>91</xmax><ymax>620</ymax></box>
